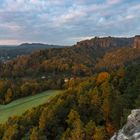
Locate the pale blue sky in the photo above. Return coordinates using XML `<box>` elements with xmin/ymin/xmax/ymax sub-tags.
<box><xmin>0</xmin><ymin>0</ymin><xmax>139</xmax><ymax>45</ymax></box>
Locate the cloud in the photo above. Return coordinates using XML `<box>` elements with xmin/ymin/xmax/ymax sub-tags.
<box><xmin>0</xmin><ymin>0</ymin><xmax>139</xmax><ymax>45</ymax></box>
<box><xmin>0</xmin><ymin>0</ymin><xmax>66</xmax><ymax>12</ymax></box>
<box><xmin>0</xmin><ymin>23</ymin><xmax>21</xmax><ymax>31</ymax></box>
<box><xmin>107</xmin><ymin>0</ymin><xmax>122</xmax><ymax>5</ymax></box>
<box><xmin>69</xmin><ymin>36</ymin><xmax>95</xmax><ymax>42</ymax></box>
<box><xmin>51</xmin><ymin>6</ymin><xmax>87</xmax><ymax>26</ymax></box>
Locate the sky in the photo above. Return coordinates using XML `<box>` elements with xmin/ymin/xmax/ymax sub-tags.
<box><xmin>0</xmin><ymin>0</ymin><xmax>140</xmax><ymax>45</ymax></box>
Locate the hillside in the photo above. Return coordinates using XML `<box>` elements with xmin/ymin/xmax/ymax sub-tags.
<box><xmin>0</xmin><ymin>36</ymin><xmax>137</xmax><ymax>78</ymax></box>
<box><xmin>96</xmin><ymin>47</ymin><xmax>140</xmax><ymax>70</ymax></box>
<box><xmin>0</xmin><ymin>61</ymin><xmax>140</xmax><ymax>139</ymax></box>
<box><xmin>0</xmin><ymin>36</ymin><xmax>140</xmax><ymax>140</ymax></box>
<box><xmin>0</xmin><ymin>43</ymin><xmax>64</xmax><ymax>62</ymax></box>
<box><xmin>0</xmin><ymin>36</ymin><xmax>140</xmax><ymax>104</ymax></box>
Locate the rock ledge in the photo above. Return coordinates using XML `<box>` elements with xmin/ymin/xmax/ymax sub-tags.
<box><xmin>111</xmin><ymin>109</ymin><xmax>140</xmax><ymax>140</ymax></box>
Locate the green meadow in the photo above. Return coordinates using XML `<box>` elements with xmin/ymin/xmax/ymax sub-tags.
<box><xmin>0</xmin><ymin>90</ymin><xmax>61</xmax><ymax>123</ymax></box>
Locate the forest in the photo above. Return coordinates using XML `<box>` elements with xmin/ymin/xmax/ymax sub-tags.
<box><xmin>0</xmin><ymin>61</ymin><xmax>140</xmax><ymax>140</ymax></box>
<box><xmin>0</xmin><ymin>37</ymin><xmax>139</xmax><ymax>104</ymax></box>
<box><xmin>0</xmin><ymin>36</ymin><xmax>140</xmax><ymax>139</ymax></box>
<box><xmin>0</xmin><ymin>43</ymin><xmax>63</xmax><ymax>62</ymax></box>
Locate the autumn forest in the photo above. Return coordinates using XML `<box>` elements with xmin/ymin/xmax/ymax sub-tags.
<box><xmin>0</xmin><ymin>36</ymin><xmax>139</xmax><ymax>140</ymax></box>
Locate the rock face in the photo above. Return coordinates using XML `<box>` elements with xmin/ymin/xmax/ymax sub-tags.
<box><xmin>111</xmin><ymin>109</ymin><xmax>140</xmax><ymax>140</ymax></box>
<box><xmin>134</xmin><ymin>35</ymin><xmax>140</xmax><ymax>48</ymax></box>
<box><xmin>75</xmin><ymin>37</ymin><xmax>133</xmax><ymax>48</ymax></box>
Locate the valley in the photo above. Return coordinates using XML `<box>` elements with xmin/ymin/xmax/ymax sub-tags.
<box><xmin>0</xmin><ymin>90</ymin><xmax>61</xmax><ymax>123</ymax></box>
<box><xmin>0</xmin><ymin>0</ymin><xmax>139</xmax><ymax>139</ymax></box>
<box><xmin>0</xmin><ymin>36</ymin><xmax>139</xmax><ymax>140</ymax></box>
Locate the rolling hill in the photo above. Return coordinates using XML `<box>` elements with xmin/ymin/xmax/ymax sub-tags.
<box><xmin>0</xmin><ymin>43</ymin><xmax>64</xmax><ymax>62</ymax></box>
<box><xmin>0</xmin><ymin>36</ymin><xmax>140</xmax><ymax>104</ymax></box>
<box><xmin>0</xmin><ymin>35</ymin><xmax>140</xmax><ymax>140</ymax></box>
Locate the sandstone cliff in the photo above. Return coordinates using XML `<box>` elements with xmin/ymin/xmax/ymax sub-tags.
<box><xmin>134</xmin><ymin>35</ymin><xmax>140</xmax><ymax>48</ymax></box>
<box><xmin>111</xmin><ymin>109</ymin><xmax>140</xmax><ymax>140</ymax></box>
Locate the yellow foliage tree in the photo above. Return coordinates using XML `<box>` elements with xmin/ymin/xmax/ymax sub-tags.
<box><xmin>93</xmin><ymin>127</ymin><xmax>107</xmax><ymax>140</ymax></box>
<box><xmin>5</xmin><ymin>88</ymin><xmax>13</xmax><ymax>103</ymax></box>
<box><xmin>96</xmin><ymin>72</ymin><xmax>110</xmax><ymax>85</ymax></box>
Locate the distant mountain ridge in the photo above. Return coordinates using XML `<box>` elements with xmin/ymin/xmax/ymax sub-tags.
<box><xmin>0</xmin><ymin>43</ymin><xmax>65</xmax><ymax>62</ymax></box>
<box><xmin>19</xmin><ymin>43</ymin><xmax>64</xmax><ymax>48</ymax></box>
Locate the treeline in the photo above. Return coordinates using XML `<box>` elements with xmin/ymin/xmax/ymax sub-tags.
<box><xmin>0</xmin><ymin>78</ymin><xmax>64</xmax><ymax>104</ymax></box>
<box><xmin>0</xmin><ymin>62</ymin><xmax>140</xmax><ymax>140</ymax></box>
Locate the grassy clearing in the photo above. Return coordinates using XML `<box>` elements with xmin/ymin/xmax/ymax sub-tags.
<box><xmin>0</xmin><ymin>90</ymin><xmax>61</xmax><ymax>123</ymax></box>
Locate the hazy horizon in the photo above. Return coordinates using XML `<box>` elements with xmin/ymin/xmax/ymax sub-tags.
<box><xmin>0</xmin><ymin>35</ymin><xmax>138</xmax><ymax>46</ymax></box>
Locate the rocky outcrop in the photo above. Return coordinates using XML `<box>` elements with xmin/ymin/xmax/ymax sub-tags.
<box><xmin>111</xmin><ymin>109</ymin><xmax>140</xmax><ymax>140</ymax></box>
<box><xmin>133</xmin><ymin>35</ymin><xmax>140</xmax><ymax>49</ymax></box>
<box><xmin>75</xmin><ymin>37</ymin><xmax>133</xmax><ymax>48</ymax></box>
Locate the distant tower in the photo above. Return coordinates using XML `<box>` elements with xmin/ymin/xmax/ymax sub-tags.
<box><xmin>133</xmin><ymin>35</ymin><xmax>140</xmax><ymax>48</ymax></box>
